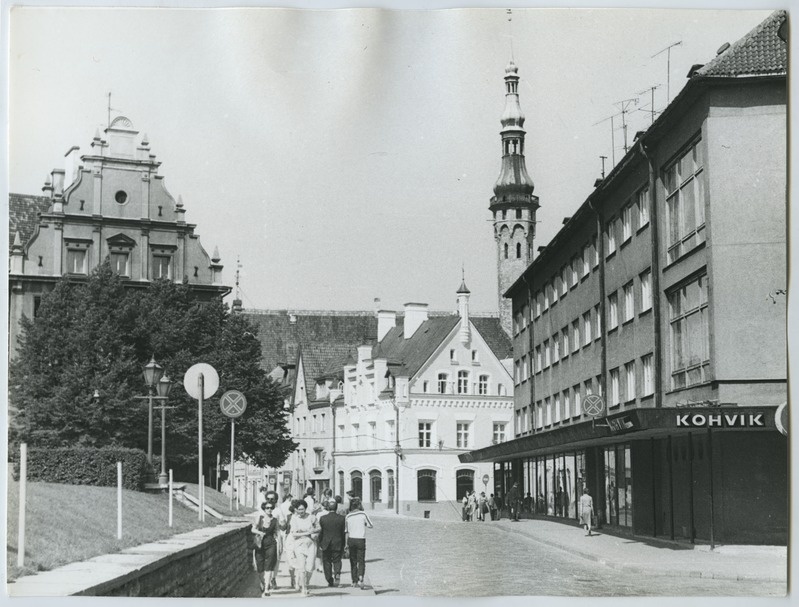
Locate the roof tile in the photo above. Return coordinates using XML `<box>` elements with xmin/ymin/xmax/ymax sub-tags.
<box><xmin>9</xmin><ymin>193</ymin><xmax>51</xmax><ymax>251</ymax></box>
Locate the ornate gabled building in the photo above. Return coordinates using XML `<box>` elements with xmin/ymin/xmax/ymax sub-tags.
<box><xmin>490</xmin><ymin>60</ymin><xmax>540</xmax><ymax>336</ymax></box>
<box><xmin>8</xmin><ymin>117</ymin><xmax>229</xmax><ymax>354</ymax></box>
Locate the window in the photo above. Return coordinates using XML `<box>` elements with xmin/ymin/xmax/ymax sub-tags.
<box><xmin>562</xmin><ymin>327</ymin><xmax>570</xmax><ymax>357</ymax></box>
<box><xmin>66</xmin><ymin>248</ymin><xmax>87</xmax><ymax>274</ymax></box>
<box><xmin>543</xmin><ymin>285</ymin><xmax>550</xmax><ymax>311</ymax></box>
<box><xmin>504</xmin><ymin>243</ymin><xmax>509</xmax><ymax>259</ymax></box>
<box><xmin>638</xmin><ymin>187</ymin><xmax>650</xmax><ymax>229</ymax></box>
<box><xmin>584</xmin><ymin>379</ymin><xmax>593</xmax><ymax>396</ymax></box>
<box><xmin>521</xmin><ymin>305</ymin><xmax>528</xmax><ymax>329</ymax></box>
<box><xmin>386</xmin><ymin>420</ymin><xmax>396</xmax><ymax>444</ymax></box>
<box><xmin>560</xmin><ymin>267</ymin><xmax>568</xmax><ymax>296</ymax></box>
<box><xmin>572</xmin><ymin>321</ymin><xmax>580</xmax><ymax>353</ymax></box>
<box><xmin>110</xmin><ymin>252</ymin><xmax>129</xmax><ymax>276</ymax></box>
<box><xmin>522</xmin><ymin>407</ymin><xmax>529</xmax><ymax>432</ymax></box>
<box><xmin>450</xmin><ymin>348</ymin><xmax>457</xmax><ymax>362</ymax></box>
<box><xmin>621</xmin><ymin>203</ymin><xmax>633</xmax><ymax>243</ymax></box>
<box><xmin>595</xmin><ymin>304</ymin><xmax>601</xmax><ymax>339</ymax></box>
<box><xmin>563</xmin><ymin>390</ymin><xmax>571</xmax><ymax>419</ymax></box>
<box><xmin>471</xmin><ymin>349</ymin><xmax>479</xmax><ymax>363</ymax></box>
<box><xmin>422</xmin><ymin>380</ymin><xmax>429</xmax><ymax>393</ymax></box>
<box><xmin>583</xmin><ymin>312</ymin><xmax>592</xmax><ymax>346</ymax></box>
<box><xmin>516</xmin><ymin>242</ymin><xmax>522</xmax><ymax>259</ymax></box>
<box><xmin>352</xmin><ymin>423</ymin><xmax>359</xmax><ymax>449</ymax></box>
<box><xmin>536</xmin><ymin>402</ymin><xmax>543</xmax><ymax>428</ymax></box>
<box><xmin>514</xmin><ymin>360</ymin><xmax>520</xmax><ymax>384</ymax></box>
<box><xmin>553</xmin><ymin>332</ymin><xmax>560</xmax><ymax>362</ymax></box>
<box><xmin>457</xmin><ymin>370</ymin><xmax>469</xmax><ymax>394</ymax></box>
<box><xmin>516</xmin><ymin>208</ymin><xmax>523</xmax><ymax>219</ymax></box>
<box><xmin>606</xmin><ymin>219</ymin><xmax>617</xmax><ymax>256</ymax></box>
<box><xmin>515</xmin><ymin>409</ymin><xmax>521</xmax><ymax>435</ymax></box>
<box><xmin>623</xmin><ymin>282</ymin><xmax>635</xmax><ymax>322</ymax></box>
<box><xmin>610</xmin><ymin>368</ymin><xmax>620</xmax><ymax>406</ymax></box>
<box><xmin>314</xmin><ymin>448</ymin><xmax>324</xmax><ymax>468</ymax></box>
<box><xmin>535</xmin><ymin>346</ymin><xmax>542</xmax><ymax>373</ymax></box>
<box><xmin>593</xmin><ymin>236</ymin><xmax>599</xmax><ymax>268</ymax></box>
<box><xmin>545</xmin><ymin>397</ymin><xmax>552</xmax><ymax>426</ymax></box>
<box><xmin>418</xmin><ymin>422</ymin><xmax>432</xmax><ymax>448</ymax></box>
<box><xmin>551</xmin><ymin>280</ymin><xmax>558</xmax><ymax>304</ymax></box>
<box><xmin>668</xmin><ymin>274</ymin><xmax>710</xmax><ymax>389</ymax></box>
<box><xmin>456</xmin><ymin>422</ymin><xmax>470</xmax><ymax>448</ymax></box>
<box><xmin>640</xmin><ymin>270</ymin><xmax>652</xmax><ymax>312</ymax></box>
<box><xmin>665</xmin><ymin>139</ymin><xmax>705</xmax><ymax>263</ymax></box>
<box><xmin>493</xmin><ymin>423</ymin><xmax>506</xmax><ymax>444</ymax></box>
<box><xmin>437</xmin><ymin>373</ymin><xmax>448</xmax><ymax>394</ymax></box>
<box><xmin>625</xmin><ymin>361</ymin><xmax>636</xmax><ymax>402</ymax></box>
<box><xmin>571</xmin><ymin>256</ymin><xmax>580</xmax><ymax>287</ymax></box>
<box><xmin>573</xmin><ymin>385</ymin><xmax>582</xmax><ymax>417</ymax></box>
<box><xmin>608</xmin><ymin>292</ymin><xmax>619</xmax><ymax>330</ymax></box>
<box><xmin>368</xmin><ymin>422</ymin><xmax>376</xmax><ymax>448</ymax></box>
<box><xmin>417</xmin><ymin>469</ymin><xmax>436</xmax><ymax>501</ymax></box>
<box><xmin>478</xmin><ymin>374</ymin><xmax>489</xmax><ymax>395</ymax></box>
<box><xmin>312</xmin><ymin>414</ymin><xmax>317</xmax><ymax>434</ymax></box>
<box><xmin>543</xmin><ymin>340</ymin><xmax>550</xmax><ymax>368</ymax></box>
<box><xmin>596</xmin><ymin>375</ymin><xmax>603</xmax><ymax>397</ymax></box>
<box><xmin>153</xmin><ymin>255</ymin><xmax>171</xmax><ymax>279</ymax></box>
<box><xmin>554</xmin><ymin>395</ymin><xmax>561</xmax><ymax>423</ymax></box>
<box><xmin>583</xmin><ymin>244</ymin><xmax>591</xmax><ymax>276</ymax></box>
<box><xmin>642</xmin><ymin>354</ymin><xmax>654</xmax><ymax>396</ymax></box>
<box><xmin>535</xmin><ymin>293</ymin><xmax>542</xmax><ymax>318</ymax></box>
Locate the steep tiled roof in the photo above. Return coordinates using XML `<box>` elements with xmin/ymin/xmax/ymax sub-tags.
<box><xmin>375</xmin><ymin>316</ymin><xmax>460</xmax><ymax>379</ymax></box>
<box><xmin>9</xmin><ymin>193</ymin><xmax>51</xmax><ymax>251</ymax></box>
<box><xmin>697</xmin><ymin>10</ymin><xmax>787</xmax><ymax>78</ymax></box>
<box><xmin>301</xmin><ymin>342</ymin><xmax>358</xmax><ymax>397</ymax></box>
<box><xmin>472</xmin><ymin>316</ymin><xmax>513</xmax><ymax>359</ymax></box>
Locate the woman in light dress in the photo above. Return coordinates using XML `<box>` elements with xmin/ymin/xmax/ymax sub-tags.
<box><xmin>579</xmin><ymin>487</ymin><xmax>594</xmax><ymax>536</ymax></box>
<box><xmin>288</xmin><ymin>498</ymin><xmax>320</xmax><ymax>596</ymax></box>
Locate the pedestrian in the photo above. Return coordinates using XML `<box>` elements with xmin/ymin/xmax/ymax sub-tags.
<box><xmin>508</xmin><ymin>482</ymin><xmax>521</xmax><ymax>521</ymax></box>
<box><xmin>283</xmin><ymin>500</ymin><xmax>298</xmax><ymax>590</ymax></box>
<box><xmin>579</xmin><ymin>488</ymin><xmax>594</xmax><ymax>536</ymax></box>
<box><xmin>494</xmin><ymin>492</ymin><xmax>504</xmax><ymax>520</ymax></box>
<box><xmin>251</xmin><ymin>501</ymin><xmax>279</xmax><ymax>596</ymax></box>
<box><xmin>264</xmin><ymin>490</ymin><xmax>287</xmax><ymax>590</ymax></box>
<box><xmin>478</xmin><ymin>492</ymin><xmax>489</xmax><ymax>521</ymax></box>
<box><xmin>467</xmin><ymin>490</ymin><xmax>477</xmax><ymax>522</ymax></box>
<box><xmin>280</xmin><ymin>493</ymin><xmax>293</xmax><ymax>518</ymax></box>
<box><xmin>461</xmin><ymin>492</ymin><xmax>468</xmax><ymax>521</ymax></box>
<box><xmin>317</xmin><ymin>499</ymin><xmax>346</xmax><ymax>587</ymax></box>
<box><xmin>524</xmin><ymin>491</ymin><xmax>533</xmax><ymax>514</ymax></box>
<box><xmin>488</xmin><ymin>493</ymin><xmax>496</xmax><ymax>521</ymax></box>
<box><xmin>345</xmin><ymin>497</ymin><xmax>373</xmax><ymax>589</ymax></box>
<box><xmin>335</xmin><ymin>495</ymin><xmax>348</xmax><ymax>516</ymax></box>
<box><xmin>289</xmin><ymin>498</ymin><xmax>320</xmax><ymax>596</ymax></box>
<box><xmin>304</xmin><ymin>486</ymin><xmax>317</xmax><ymax>513</ymax></box>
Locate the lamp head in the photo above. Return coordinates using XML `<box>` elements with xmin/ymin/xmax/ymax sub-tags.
<box><xmin>156</xmin><ymin>374</ymin><xmax>173</xmax><ymax>399</ymax></box>
<box><xmin>142</xmin><ymin>356</ymin><xmax>164</xmax><ymax>388</ymax></box>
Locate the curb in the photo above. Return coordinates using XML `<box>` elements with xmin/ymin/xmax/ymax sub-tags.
<box><xmin>491</xmin><ymin>522</ymin><xmax>786</xmax><ymax>584</ymax></box>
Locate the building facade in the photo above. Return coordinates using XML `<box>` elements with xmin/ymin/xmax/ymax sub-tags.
<box><xmin>9</xmin><ymin>117</ymin><xmax>229</xmax><ymax>354</ymax></box>
<box><xmin>462</xmin><ymin>11</ymin><xmax>788</xmax><ymax>544</ymax></box>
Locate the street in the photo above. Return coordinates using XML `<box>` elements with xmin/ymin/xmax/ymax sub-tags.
<box><xmin>236</xmin><ymin>515</ymin><xmax>785</xmax><ymax>597</ymax></box>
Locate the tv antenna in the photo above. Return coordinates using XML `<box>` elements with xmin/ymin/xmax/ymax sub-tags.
<box><xmin>651</xmin><ymin>41</ymin><xmax>682</xmax><ymax>104</ymax></box>
<box><xmin>613</xmin><ymin>97</ymin><xmax>639</xmax><ymax>155</ymax></box>
<box><xmin>235</xmin><ymin>256</ymin><xmax>242</xmax><ymax>300</ymax></box>
<box><xmin>506</xmin><ymin>8</ymin><xmax>515</xmax><ymax>60</ymax></box>
<box><xmin>106</xmin><ymin>92</ymin><xmax>120</xmax><ymax>129</ymax></box>
<box><xmin>599</xmin><ymin>155</ymin><xmax>608</xmax><ymax>179</ymax></box>
<box><xmin>637</xmin><ymin>85</ymin><xmax>661</xmax><ymax>126</ymax></box>
<box><xmin>593</xmin><ymin>111</ymin><xmax>621</xmax><ymax>166</ymax></box>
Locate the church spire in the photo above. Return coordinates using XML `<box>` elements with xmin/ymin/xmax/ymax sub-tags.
<box><xmin>489</xmin><ymin>58</ymin><xmax>540</xmax><ymax>336</ymax></box>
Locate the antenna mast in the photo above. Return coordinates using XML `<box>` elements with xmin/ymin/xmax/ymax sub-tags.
<box><xmin>637</xmin><ymin>85</ymin><xmax>661</xmax><ymax>126</ymax></box>
<box><xmin>593</xmin><ymin>111</ymin><xmax>620</xmax><ymax>166</ymax></box>
<box><xmin>651</xmin><ymin>41</ymin><xmax>682</xmax><ymax>104</ymax></box>
<box><xmin>599</xmin><ymin>155</ymin><xmax>608</xmax><ymax>179</ymax></box>
<box><xmin>235</xmin><ymin>256</ymin><xmax>242</xmax><ymax>300</ymax></box>
<box><xmin>506</xmin><ymin>8</ymin><xmax>515</xmax><ymax>60</ymax></box>
<box><xmin>613</xmin><ymin>97</ymin><xmax>639</xmax><ymax>155</ymax></box>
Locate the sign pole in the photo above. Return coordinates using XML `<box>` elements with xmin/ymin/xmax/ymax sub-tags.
<box><xmin>230</xmin><ymin>419</ymin><xmax>235</xmax><ymax>511</ymax></box>
<box><xmin>198</xmin><ymin>373</ymin><xmax>204</xmax><ymax>522</ymax></box>
<box><xmin>169</xmin><ymin>469</ymin><xmax>173</xmax><ymax>527</ymax></box>
<box><xmin>117</xmin><ymin>461</ymin><xmax>122</xmax><ymax>539</ymax></box>
<box><xmin>17</xmin><ymin>443</ymin><xmax>27</xmax><ymax>567</ymax></box>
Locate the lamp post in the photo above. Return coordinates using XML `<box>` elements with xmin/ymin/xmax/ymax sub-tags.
<box><xmin>135</xmin><ymin>356</ymin><xmax>173</xmax><ymax>484</ymax></box>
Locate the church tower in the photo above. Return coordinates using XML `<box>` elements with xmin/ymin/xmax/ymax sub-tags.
<box><xmin>489</xmin><ymin>60</ymin><xmax>539</xmax><ymax>335</ymax></box>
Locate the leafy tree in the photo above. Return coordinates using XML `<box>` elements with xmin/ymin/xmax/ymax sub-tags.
<box><xmin>9</xmin><ymin>262</ymin><xmax>295</xmax><ymax>480</ymax></box>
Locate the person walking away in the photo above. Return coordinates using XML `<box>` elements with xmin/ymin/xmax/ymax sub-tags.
<box><xmin>289</xmin><ymin>499</ymin><xmax>320</xmax><ymax>596</ymax></box>
<box><xmin>251</xmin><ymin>501</ymin><xmax>279</xmax><ymax>596</ymax></box>
<box><xmin>488</xmin><ymin>494</ymin><xmax>496</xmax><ymax>521</ymax></box>
<box><xmin>579</xmin><ymin>488</ymin><xmax>594</xmax><ymax>536</ymax></box>
<box><xmin>318</xmin><ymin>499</ymin><xmax>346</xmax><ymax>587</ymax></box>
<box><xmin>494</xmin><ymin>493</ymin><xmax>504</xmax><ymax>520</ymax></box>
<box><xmin>478</xmin><ymin>492</ymin><xmax>488</xmax><ymax>521</ymax></box>
<box><xmin>467</xmin><ymin>490</ymin><xmax>477</xmax><ymax>522</ymax></box>
<box><xmin>335</xmin><ymin>495</ymin><xmax>348</xmax><ymax>516</ymax></box>
<box><xmin>508</xmin><ymin>482</ymin><xmax>521</xmax><ymax>521</ymax></box>
<box><xmin>345</xmin><ymin>497</ymin><xmax>374</xmax><ymax>589</ymax></box>
<box><xmin>461</xmin><ymin>492</ymin><xmax>469</xmax><ymax>521</ymax></box>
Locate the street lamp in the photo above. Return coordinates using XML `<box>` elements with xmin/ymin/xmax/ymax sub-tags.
<box><xmin>135</xmin><ymin>356</ymin><xmax>174</xmax><ymax>485</ymax></box>
<box><xmin>155</xmin><ymin>374</ymin><xmax>175</xmax><ymax>485</ymax></box>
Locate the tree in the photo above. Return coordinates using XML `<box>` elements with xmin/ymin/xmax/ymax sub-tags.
<box><xmin>9</xmin><ymin>262</ymin><xmax>295</xmax><ymax>479</ymax></box>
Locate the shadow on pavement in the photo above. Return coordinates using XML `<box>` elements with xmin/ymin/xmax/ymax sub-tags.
<box><xmin>375</xmin><ymin>588</ymin><xmax>399</xmax><ymax>595</ymax></box>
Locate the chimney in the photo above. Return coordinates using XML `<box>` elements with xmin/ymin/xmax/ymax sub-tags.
<box><xmin>51</xmin><ymin>169</ymin><xmax>65</xmax><ymax>197</ymax></box>
<box><xmin>63</xmin><ymin>145</ymin><xmax>81</xmax><ymax>191</ymax></box>
<box><xmin>403</xmin><ymin>303</ymin><xmax>428</xmax><ymax>339</ymax></box>
<box><xmin>377</xmin><ymin>310</ymin><xmax>396</xmax><ymax>341</ymax></box>
<box><xmin>357</xmin><ymin>344</ymin><xmax>373</xmax><ymax>362</ymax></box>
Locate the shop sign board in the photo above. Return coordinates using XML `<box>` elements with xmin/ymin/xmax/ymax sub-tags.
<box><xmin>676</xmin><ymin>412</ymin><xmax>765</xmax><ymax>428</ymax></box>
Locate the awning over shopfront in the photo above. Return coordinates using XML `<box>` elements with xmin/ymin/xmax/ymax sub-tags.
<box><xmin>459</xmin><ymin>406</ymin><xmax>780</xmax><ymax>464</ymax></box>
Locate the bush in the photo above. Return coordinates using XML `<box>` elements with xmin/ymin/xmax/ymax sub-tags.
<box><xmin>15</xmin><ymin>447</ymin><xmax>153</xmax><ymax>491</ymax></box>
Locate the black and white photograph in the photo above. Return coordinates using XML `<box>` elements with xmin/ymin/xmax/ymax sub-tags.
<box><xmin>3</xmin><ymin>3</ymin><xmax>790</xmax><ymax>601</ymax></box>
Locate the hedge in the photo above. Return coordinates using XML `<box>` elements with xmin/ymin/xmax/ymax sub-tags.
<box><xmin>16</xmin><ymin>447</ymin><xmax>155</xmax><ymax>491</ymax></box>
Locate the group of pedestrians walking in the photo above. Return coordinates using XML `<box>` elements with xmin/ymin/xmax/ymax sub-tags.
<box><xmin>250</xmin><ymin>487</ymin><xmax>373</xmax><ymax>597</ymax></box>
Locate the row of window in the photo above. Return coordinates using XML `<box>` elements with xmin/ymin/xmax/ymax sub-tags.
<box><xmin>429</xmin><ymin>371</ymin><xmax>497</xmax><ymax>395</ymax></box>
<box><xmin>65</xmin><ymin>248</ymin><xmax>173</xmax><ymax>279</ymax></box>
<box><xmin>419</xmin><ymin>421</ymin><xmax>506</xmax><ymax>449</ymax></box>
<box><xmin>605</xmin><ymin>186</ymin><xmax>650</xmax><ymax>257</ymax></box>
<box><xmin>448</xmin><ymin>348</ymin><xmax>479</xmax><ymax>364</ymax></box>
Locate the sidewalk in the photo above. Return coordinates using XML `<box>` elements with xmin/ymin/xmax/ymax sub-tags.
<box><xmin>239</xmin><ymin>557</ymin><xmax>377</xmax><ymax>598</ymax></box>
<box><xmin>490</xmin><ymin>517</ymin><xmax>786</xmax><ymax>583</ymax></box>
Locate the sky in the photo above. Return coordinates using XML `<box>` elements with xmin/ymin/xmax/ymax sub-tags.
<box><xmin>7</xmin><ymin>6</ymin><xmax>774</xmax><ymax>314</ymax></box>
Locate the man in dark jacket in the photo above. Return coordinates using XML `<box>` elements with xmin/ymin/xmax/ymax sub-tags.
<box><xmin>508</xmin><ymin>482</ymin><xmax>521</xmax><ymax>521</ymax></box>
<box><xmin>317</xmin><ymin>499</ymin><xmax>346</xmax><ymax>587</ymax></box>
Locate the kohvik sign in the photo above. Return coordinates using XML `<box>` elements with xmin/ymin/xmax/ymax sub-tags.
<box><xmin>676</xmin><ymin>412</ymin><xmax>765</xmax><ymax>428</ymax></box>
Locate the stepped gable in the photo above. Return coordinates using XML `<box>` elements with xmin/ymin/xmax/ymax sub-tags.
<box><xmin>697</xmin><ymin>10</ymin><xmax>787</xmax><ymax>78</ymax></box>
<box><xmin>9</xmin><ymin>193</ymin><xmax>51</xmax><ymax>252</ymax></box>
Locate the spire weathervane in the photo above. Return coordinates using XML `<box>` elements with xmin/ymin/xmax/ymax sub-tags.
<box><xmin>235</xmin><ymin>256</ymin><xmax>242</xmax><ymax>300</ymax></box>
<box><xmin>506</xmin><ymin>9</ymin><xmax>515</xmax><ymax>61</ymax></box>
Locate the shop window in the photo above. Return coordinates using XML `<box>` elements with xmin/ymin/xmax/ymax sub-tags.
<box><xmin>456</xmin><ymin>469</ymin><xmax>475</xmax><ymax>500</ymax></box>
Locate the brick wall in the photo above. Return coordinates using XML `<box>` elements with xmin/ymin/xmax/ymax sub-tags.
<box><xmin>79</xmin><ymin>523</ymin><xmax>252</xmax><ymax>597</ymax></box>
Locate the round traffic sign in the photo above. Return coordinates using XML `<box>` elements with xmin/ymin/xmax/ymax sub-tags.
<box><xmin>584</xmin><ymin>394</ymin><xmax>605</xmax><ymax>417</ymax></box>
<box><xmin>775</xmin><ymin>402</ymin><xmax>788</xmax><ymax>436</ymax></box>
<box><xmin>220</xmin><ymin>390</ymin><xmax>247</xmax><ymax>418</ymax></box>
<box><xmin>482</xmin><ymin>474</ymin><xmax>490</xmax><ymax>485</ymax></box>
<box><xmin>183</xmin><ymin>363</ymin><xmax>219</xmax><ymax>400</ymax></box>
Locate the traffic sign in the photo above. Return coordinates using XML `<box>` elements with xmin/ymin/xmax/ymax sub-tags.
<box><xmin>482</xmin><ymin>474</ymin><xmax>490</xmax><ymax>485</ymax></box>
<box><xmin>183</xmin><ymin>363</ymin><xmax>219</xmax><ymax>400</ymax></box>
<box><xmin>584</xmin><ymin>394</ymin><xmax>605</xmax><ymax>417</ymax></box>
<box><xmin>220</xmin><ymin>390</ymin><xmax>247</xmax><ymax>418</ymax></box>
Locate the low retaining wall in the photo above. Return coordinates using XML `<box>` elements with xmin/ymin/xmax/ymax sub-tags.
<box><xmin>9</xmin><ymin>521</ymin><xmax>252</xmax><ymax>597</ymax></box>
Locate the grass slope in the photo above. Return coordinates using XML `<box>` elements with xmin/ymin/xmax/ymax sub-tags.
<box><xmin>181</xmin><ymin>483</ymin><xmax>255</xmax><ymax>518</ymax></box>
<box><xmin>6</xmin><ymin>479</ymin><xmax>221</xmax><ymax>582</ymax></box>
